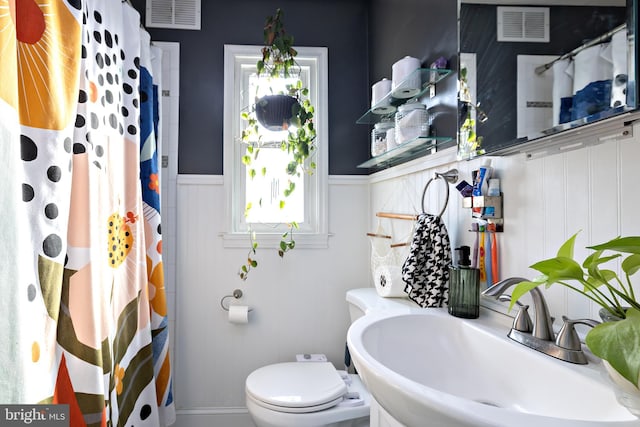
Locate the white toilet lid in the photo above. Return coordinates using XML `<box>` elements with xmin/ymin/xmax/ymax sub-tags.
<box><xmin>246</xmin><ymin>362</ymin><xmax>347</xmax><ymax>412</ymax></box>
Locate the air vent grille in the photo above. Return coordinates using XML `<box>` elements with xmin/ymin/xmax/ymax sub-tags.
<box><xmin>146</xmin><ymin>0</ymin><xmax>201</xmax><ymax>30</ymax></box>
<box><xmin>497</xmin><ymin>7</ymin><xmax>549</xmax><ymax>43</ymax></box>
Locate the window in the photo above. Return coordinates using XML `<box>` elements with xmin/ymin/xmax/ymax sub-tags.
<box><xmin>223</xmin><ymin>45</ymin><xmax>328</xmax><ymax>248</ymax></box>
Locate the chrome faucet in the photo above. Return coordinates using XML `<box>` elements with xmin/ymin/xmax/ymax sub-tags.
<box><xmin>482</xmin><ymin>277</ymin><xmax>555</xmax><ymax>340</ymax></box>
<box><xmin>482</xmin><ymin>277</ymin><xmax>592</xmax><ymax>364</ymax></box>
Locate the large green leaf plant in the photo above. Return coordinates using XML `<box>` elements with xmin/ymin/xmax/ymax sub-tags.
<box><xmin>510</xmin><ymin>232</ymin><xmax>640</xmax><ymax>387</ymax></box>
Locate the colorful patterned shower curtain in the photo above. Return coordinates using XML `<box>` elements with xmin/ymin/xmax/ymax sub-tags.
<box><xmin>0</xmin><ymin>0</ymin><xmax>175</xmax><ymax>425</ymax></box>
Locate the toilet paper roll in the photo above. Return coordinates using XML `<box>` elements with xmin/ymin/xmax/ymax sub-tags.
<box><xmin>371</xmin><ymin>78</ymin><xmax>396</xmax><ymax>114</ymax></box>
<box><xmin>372</xmin><ymin>78</ymin><xmax>392</xmax><ymax>105</ymax></box>
<box><xmin>372</xmin><ymin>105</ymin><xmax>396</xmax><ymax>115</ymax></box>
<box><xmin>374</xmin><ymin>265</ymin><xmax>406</xmax><ymax>298</ymax></box>
<box><xmin>392</xmin><ymin>56</ymin><xmax>421</xmax><ymax>99</ymax></box>
<box><xmin>228</xmin><ymin>305</ymin><xmax>250</xmax><ymax>324</ymax></box>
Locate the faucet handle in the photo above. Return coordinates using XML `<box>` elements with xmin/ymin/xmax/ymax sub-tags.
<box><xmin>555</xmin><ymin>316</ymin><xmax>600</xmax><ymax>350</ymax></box>
<box><xmin>498</xmin><ymin>294</ymin><xmax>533</xmax><ymax>333</ymax></box>
<box><xmin>497</xmin><ymin>293</ymin><xmax>521</xmax><ymax>306</ymax></box>
<box><xmin>513</xmin><ymin>305</ymin><xmax>534</xmax><ymax>333</ymax></box>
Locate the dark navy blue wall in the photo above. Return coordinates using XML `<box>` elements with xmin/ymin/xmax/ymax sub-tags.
<box><xmin>368</xmin><ymin>0</ymin><xmax>458</xmax><ymax>149</ymax></box>
<box><xmin>133</xmin><ymin>0</ymin><xmax>458</xmax><ymax>174</ymax></box>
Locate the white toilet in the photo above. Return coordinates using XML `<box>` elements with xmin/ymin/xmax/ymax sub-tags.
<box><xmin>245</xmin><ymin>288</ymin><xmax>415</xmax><ymax>427</ymax></box>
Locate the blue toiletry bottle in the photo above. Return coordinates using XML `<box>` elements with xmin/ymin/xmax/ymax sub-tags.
<box><xmin>472</xmin><ymin>159</ymin><xmax>492</xmax><ymax>197</ymax></box>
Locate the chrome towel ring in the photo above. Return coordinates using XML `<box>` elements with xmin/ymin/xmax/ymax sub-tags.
<box><xmin>421</xmin><ymin>169</ymin><xmax>458</xmax><ymax>218</ymax></box>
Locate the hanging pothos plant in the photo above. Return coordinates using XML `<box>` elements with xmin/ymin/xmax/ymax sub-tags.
<box><xmin>238</xmin><ymin>8</ymin><xmax>317</xmax><ymax>280</ymax></box>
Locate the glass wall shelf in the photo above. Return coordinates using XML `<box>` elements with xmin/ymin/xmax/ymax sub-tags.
<box><xmin>357</xmin><ymin>136</ymin><xmax>452</xmax><ymax>169</ymax></box>
<box><xmin>357</xmin><ymin>68</ymin><xmax>451</xmax><ymax>125</ymax></box>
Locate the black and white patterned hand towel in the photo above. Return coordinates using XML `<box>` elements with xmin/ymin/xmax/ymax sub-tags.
<box><xmin>401</xmin><ymin>213</ymin><xmax>452</xmax><ymax>307</ymax></box>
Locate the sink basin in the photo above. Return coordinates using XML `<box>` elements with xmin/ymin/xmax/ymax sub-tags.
<box><xmin>347</xmin><ymin>308</ymin><xmax>640</xmax><ymax>426</ymax></box>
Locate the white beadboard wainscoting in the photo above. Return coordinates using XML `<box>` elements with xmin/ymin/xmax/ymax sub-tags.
<box><xmin>370</xmin><ymin>129</ymin><xmax>640</xmax><ymax>323</ymax></box>
<box><xmin>172</xmin><ymin>129</ymin><xmax>640</xmax><ymax>426</ymax></box>
<box><xmin>173</xmin><ymin>175</ymin><xmax>370</xmax><ymax>427</ymax></box>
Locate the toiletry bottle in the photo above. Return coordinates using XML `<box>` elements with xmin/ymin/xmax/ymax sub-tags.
<box><xmin>487</xmin><ymin>178</ymin><xmax>500</xmax><ymax>197</ymax></box>
<box><xmin>472</xmin><ymin>159</ymin><xmax>492</xmax><ymax>197</ymax></box>
<box><xmin>472</xmin><ymin>160</ymin><xmax>492</xmax><ymax>217</ymax></box>
<box><xmin>448</xmin><ymin>246</ymin><xmax>480</xmax><ymax>319</ymax></box>
<box><xmin>455</xmin><ymin>180</ymin><xmax>474</xmax><ymax>197</ymax></box>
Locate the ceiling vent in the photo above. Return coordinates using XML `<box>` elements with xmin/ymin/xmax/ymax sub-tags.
<box><xmin>497</xmin><ymin>6</ymin><xmax>549</xmax><ymax>43</ymax></box>
<box><xmin>146</xmin><ymin>0</ymin><xmax>201</xmax><ymax>30</ymax></box>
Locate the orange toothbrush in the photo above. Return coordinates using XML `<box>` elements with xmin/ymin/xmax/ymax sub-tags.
<box><xmin>488</xmin><ymin>223</ymin><xmax>498</xmax><ymax>283</ymax></box>
<box><xmin>478</xmin><ymin>225</ymin><xmax>486</xmax><ymax>286</ymax></box>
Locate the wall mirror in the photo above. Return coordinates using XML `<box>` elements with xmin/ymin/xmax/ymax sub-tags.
<box><xmin>458</xmin><ymin>0</ymin><xmax>638</xmax><ymax>158</ymax></box>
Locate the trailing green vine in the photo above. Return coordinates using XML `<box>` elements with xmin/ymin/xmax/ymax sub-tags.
<box><xmin>238</xmin><ymin>9</ymin><xmax>317</xmax><ymax>280</ymax></box>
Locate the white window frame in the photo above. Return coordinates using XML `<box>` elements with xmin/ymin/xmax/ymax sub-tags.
<box><xmin>222</xmin><ymin>44</ymin><xmax>329</xmax><ymax>248</ymax></box>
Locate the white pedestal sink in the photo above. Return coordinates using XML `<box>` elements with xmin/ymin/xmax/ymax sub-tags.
<box><xmin>347</xmin><ymin>307</ymin><xmax>640</xmax><ymax>427</ymax></box>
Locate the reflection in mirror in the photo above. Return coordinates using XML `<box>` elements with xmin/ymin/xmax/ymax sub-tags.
<box><xmin>458</xmin><ymin>0</ymin><xmax>637</xmax><ymax>158</ymax></box>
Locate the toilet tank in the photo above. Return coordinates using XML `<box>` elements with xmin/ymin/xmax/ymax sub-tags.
<box><xmin>346</xmin><ymin>288</ymin><xmax>416</xmax><ymax>324</ymax></box>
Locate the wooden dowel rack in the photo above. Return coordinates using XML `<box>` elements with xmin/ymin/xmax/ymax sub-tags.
<box><xmin>390</xmin><ymin>242</ymin><xmax>410</xmax><ymax>248</ymax></box>
<box><xmin>370</xmin><ymin>212</ymin><xmax>416</xmax><ymax>247</ymax></box>
<box><xmin>366</xmin><ymin>232</ymin><xmax>392</xmax><ymax>239</ymax></box>
<box><xmin>376</xmin><ymin>212</ymin><xmax>418</xmax><ymax>221</ymax></box>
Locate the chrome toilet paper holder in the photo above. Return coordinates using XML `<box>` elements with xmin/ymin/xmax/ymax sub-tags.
<box><xmin>220</xmin><ymin>289</ymin><xmax>253</xmax><ymax>312</ymax></box>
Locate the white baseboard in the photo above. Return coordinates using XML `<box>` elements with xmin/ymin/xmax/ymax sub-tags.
<box><xmin>174</xmin><ymin>408</ymin><xmax>254</xmax><ymax>427</ymax></box>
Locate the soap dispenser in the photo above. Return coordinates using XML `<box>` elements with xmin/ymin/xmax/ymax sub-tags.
<box><xmin>448</xmin><ymin>246</ymin><xmax>480</xmax><ymax>319</ymax></box>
